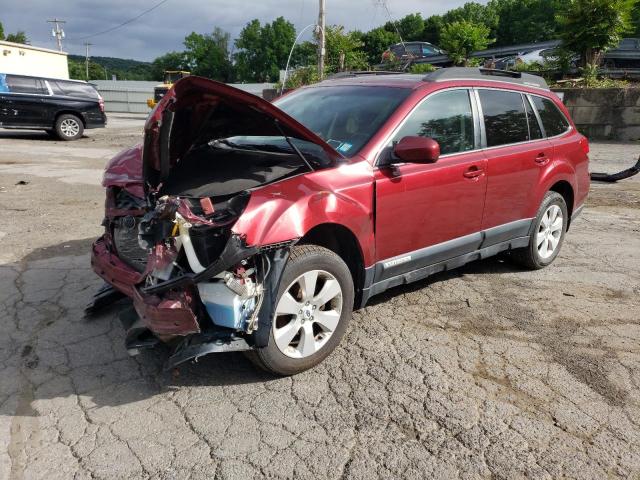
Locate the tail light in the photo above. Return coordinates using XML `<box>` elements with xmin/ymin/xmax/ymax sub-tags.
<box><xmin>580</xmin><ymin>136</ymin><xmax>589</xmax><ymax>155</ymax></box>
<box><xmin>98</xmin><ymin>95</ymin><xmax>105</xmax><ymax>113</ymax></box>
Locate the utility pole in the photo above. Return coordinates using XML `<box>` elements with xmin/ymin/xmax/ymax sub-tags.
<box><xmin>47</xmin><ymin>19</ymin><xmax>66</xmax><ymax>51</ymax></box>
<box><xmin>84</xmin><ymin>42</ymin><xmax>93</xmax><ymax>81</ymax></box>
<box><xmin>317</xmin><ymin>0</ymin><xmax>326</xmax><ymax>79</ymax></box>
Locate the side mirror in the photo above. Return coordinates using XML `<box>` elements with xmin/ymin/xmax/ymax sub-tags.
<box><xmin>392</xmin><ymin>136</ymin><xmax>440</xmax><ymax>164</ymax></box>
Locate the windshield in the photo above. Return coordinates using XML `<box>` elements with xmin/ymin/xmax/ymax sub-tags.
<box><xmin>274</xmin><ymin>85</ymin><xmax>410</xmax><ymax>157</ymax></box>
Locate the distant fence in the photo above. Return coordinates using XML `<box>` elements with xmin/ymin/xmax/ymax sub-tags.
<box><xmin>97</xmin><ymin>85</ymin><xmax>153</xmax><ymax>113</ymax></box>
<box><xmin>92</xmin><ymin>80</ymin><xmax>275</xmax><ymax>113</ymax></box>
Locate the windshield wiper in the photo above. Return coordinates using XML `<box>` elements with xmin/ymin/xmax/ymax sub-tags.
<box><xmin>273</xmin><ymin>120</ymin><xmax>314</xmax><ymax>172</ymax></box>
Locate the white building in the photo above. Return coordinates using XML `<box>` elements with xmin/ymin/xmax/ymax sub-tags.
<box><xmin>0</xmin><ymin>40</ymin><xmax>69</xmax><ymax>79</ymax></box>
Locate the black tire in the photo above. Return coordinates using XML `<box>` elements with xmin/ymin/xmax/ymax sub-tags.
<box><xmin>54</xmin><ymin>114</ymin><xmax>84</xmax><ymax>141</ymax></box>
<box><xmin>511</xmin><ymin>191</ymin><xmax>568</xmax><ymax>270</ymax></box>
<box><xmin>248</xmin><ymin>245</ymin><xmax>354</xmax><ymax>376</ymax></box>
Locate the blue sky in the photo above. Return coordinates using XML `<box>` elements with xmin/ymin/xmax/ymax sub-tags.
<box><xmin>2</xmin><ymin>0</ymin><xmax>487</xmax><ymax>61</ymax></box>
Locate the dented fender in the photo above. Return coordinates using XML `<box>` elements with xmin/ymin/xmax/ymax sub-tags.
<box><xmin>232</xmin><ymin>160</ymin><xmax>376</xmax><ymax>266</ymax></box>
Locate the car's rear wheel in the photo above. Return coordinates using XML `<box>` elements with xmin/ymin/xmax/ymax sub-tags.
<box><xmin>55</xmin><ymin>114</ymin><xmax>84</xmax><ymax>141</ymax></box>
<box><xmin>511</xmin><ymin>191</ymin><xmax>568</xmax><ymax>269</ymax></box>
<box><xmin>248</xmin><ymin>245</ymin><xmax>354</xmax><ymax>376</ymax></box>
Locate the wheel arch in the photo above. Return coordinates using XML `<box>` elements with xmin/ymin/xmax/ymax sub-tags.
<box><xmin>298</xmin><ymin>223</ymin><xmax>366</xmax><ymax>309</ymax></box>
<box><xmin>548</xmin><ymin>180</ymin><xmax>575</xmax><ymax>229</ymax></box>
<box><xmin>53</xmin><ymin>110</ymin><xmax>86</xmax><ymax>128</ymax></box>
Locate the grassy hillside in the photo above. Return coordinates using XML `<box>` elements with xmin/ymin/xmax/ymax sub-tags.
<box><xmin>67</xmin><ymin>55</ymin><xmax>154</xmax><ymax>81</ymax></box>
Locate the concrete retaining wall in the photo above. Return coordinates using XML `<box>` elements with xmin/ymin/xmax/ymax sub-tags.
<box><xmin>554</xmin><ymin>88</ymin><xmax>640</xmax><ymax>141</ymax></box>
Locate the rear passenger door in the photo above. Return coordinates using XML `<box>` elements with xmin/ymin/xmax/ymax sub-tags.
<box><xmin>1</xmin><ymin>75</ymin><xmax>49</xmax><ymax>127</ymax></box>
<box><xmin>478</xmin><ymin>89</ymin><xmax>552</xmax><ymax>235</ymax></box>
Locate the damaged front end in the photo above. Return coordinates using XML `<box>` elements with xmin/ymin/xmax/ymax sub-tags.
<box><xmin>90</xmin><ymin>76</ymin><xmax>338</xmax><ymax>368</ymax></box>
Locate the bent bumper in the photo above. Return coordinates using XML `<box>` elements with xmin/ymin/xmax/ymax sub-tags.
<box><xmin>91</xmin><ymin>236</ymin><xmax>200</xmax><ymax>337</ymax></box>
<box><xmin>91</xmin><ymin>237</ymin><xmax>144</xmax><ymax>297</ymax></box>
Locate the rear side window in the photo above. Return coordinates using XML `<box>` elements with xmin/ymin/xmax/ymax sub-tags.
<box><xmin>479</xmin><ymin>90</ymin><xmax>529</xmax><ymax>147</ymax></box>
<box><xmin>5</xmin><ymin>75</ymin><xmax>47</xmax><ymax>94</ymax></box>
<box><xmin>51</xmin><ymin>81</ymin><xmax>99</xmax><ymax>99</ymax></box>
<box><xmin>392</xmin><ymin>89</ymin><xmax>475</xmax><ymax>155</ymax></box>
<box><xmin>531</xmin><ymin>96</ymin><xmax>570</xmax><ymax>137</ymax></box>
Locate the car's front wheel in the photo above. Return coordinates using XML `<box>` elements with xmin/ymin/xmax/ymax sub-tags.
<box><xmin>55</xmin><ymin>114</ymin><xmax>84</xmax><ymax>141</ymax></box>
<box><xmin>511</xmin><ymin>191</ymin><xmax>568</xmax><ymax>269</ymax></box>
<box><xmin>248</xmin><ymin>245</ymin><xmax>354</xmax><ymax>376</ymax></box>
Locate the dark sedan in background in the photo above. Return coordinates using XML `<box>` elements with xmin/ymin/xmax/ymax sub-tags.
<box><xmin>0</xmin><ymin>73</ymin><xmax>106</xmax><ymax>140</ymax></box>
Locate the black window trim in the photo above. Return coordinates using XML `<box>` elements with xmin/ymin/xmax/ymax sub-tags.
<box><xmin>474</xmin><ymin>87</ymin><xmax>572</xmax><ymax>150</ymax></box>
<box><xmin>374</xmin><ymin>85</ymin><xmax>572</xmax><ymax>167</ymax></box>
<box><xmin>527</xmin><ymin>92</ymin><xmax>572</xmax><ymax>140</ymax></box>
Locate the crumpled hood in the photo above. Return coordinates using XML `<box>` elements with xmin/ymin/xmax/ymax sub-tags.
<box><xmin>102</xmin><ymin>143</ymin><xmax>144</xmax><ymax>198</ymax></box>
<box><xmin>142</xmin><ymin>76</ymin><xmax>341</xmax><ymax>188</ymax></box>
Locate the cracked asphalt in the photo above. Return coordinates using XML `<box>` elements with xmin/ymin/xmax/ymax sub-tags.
<box><xmin>1</xmin><ymin>117</ymin><xmax>639</xmax><ymax>479</ymax></box>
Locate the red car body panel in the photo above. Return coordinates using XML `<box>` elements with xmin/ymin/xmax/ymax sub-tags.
<box><xmin>91</xmin><ymin>72</ymin><xmax>589</xmax><ymax>342</ymax></box>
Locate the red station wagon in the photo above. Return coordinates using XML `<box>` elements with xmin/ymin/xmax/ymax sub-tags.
<box><xmin>90</xmin><ymin>68</ymin><xmax>590</xmax><ymax>375</ymax></box>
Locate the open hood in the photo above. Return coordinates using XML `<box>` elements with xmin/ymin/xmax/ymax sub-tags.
<box><xmin>143</xmin><ymin>76</ymin><xmax>341</xmax><ymax>189</ymax></box>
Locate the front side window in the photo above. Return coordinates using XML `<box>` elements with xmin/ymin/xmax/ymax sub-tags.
<box><xmin>5</xmin><ymin>75</ymin><xmax>46</xmax><ymax>94</ymax></box>
<box><xmin>479</xmin><ymin>90</ymin><xmax>529</xmax><ymax>147</ymax></box>
<box><xmin>531</xmin><ymin>96</ymin><xmax>570</xmax><ymax>137</ymax></box>
<box><xmin>274</xmin><ymin>85</ymin><xmax>409</xmax><ymax>157</ymax></box>
<box><xmin>392</xmin><ymin>89</ymin><xmax>475</xmax><ymax>155</ymax></box>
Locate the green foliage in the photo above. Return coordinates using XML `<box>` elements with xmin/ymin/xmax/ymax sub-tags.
<box><xmin>324</xmin><ymin>25</ymin><xmax>368</xmax><ymax>73</ymax></box>
<box><xmin>183</xmin><ymin>28</ymin><xmax>233</xmax><ymax>81</ymax></box>
<box><xmin>5</xmin><ymin>30</ymin><xmax>28</xmax><ymax>44</ymax></box>
<box><xmin>68</xmin><ymin>55</ymin><xmax>154</xmax><ymax>80</ymax></box>
<box><xmin>408</xmin><ymin>63</ymin><xmax>436</xmax><ymax>74</ymax></box>
<box><xmin>440</xmin><ymin>21</ymin><xmax>494</xmax><ymax>66</ymax></box>
<box><xmin>235</xmin><ymin>17</ymin><xmax>296</xmax><ymax>82</ymax></box>
<box><xmin>280</xmin><ymin>66</ymin><xmax>320</xmax><ymax>89</ymax></box>
<box><xmin>384</xmin><ymin>13</ymin><xmax>424</xmax><ymax>41</ymax></box>
<box><xmin>360</xmin><ymin>27</ymin><xmax>400</xmax><ymax>65</ymax></box>
<box><xmin>151</xmin><ymin>51</ymin><xmax>188</xmax><ymax>80</ymax></box>
<box><xmin>68</xmin><ymin>58</ymin><xmax>109</xmax><ymax>80</ymax></box>
<box><xmin>556</xmin><ymin>0</ymin><xmax>638</xmax><ymax>65</ymax></box>
<box><xmin>581</xmin><ymin>63</ymin><xmax>599</xmax><ymax>86</ymax></box>
<box><xmin>0</xmin><ymin>22</ymin><xmax>4</xmax><ymax>40</ymax></box>
<box><xmin>488</xmin><ymin>0</ymin><xmax>560</xmax><ymax>46</ymax></box>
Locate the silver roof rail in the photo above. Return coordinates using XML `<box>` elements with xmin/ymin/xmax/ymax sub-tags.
<box><xmin>423</xmin><ymin>67</ymin><xmax>549</xmax><ymax>90</ymax></box>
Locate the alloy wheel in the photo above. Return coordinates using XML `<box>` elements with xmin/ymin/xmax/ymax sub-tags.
<box><xmin>273</xmin><ymin>269</ymin><xmax>343</xmax><ymax>359</ymax></box>
<box><xmin>60</xmin><ymin>118</ymin><xmax>80</xmax><ymax>138</ymax></box>
<box><xmin>536</xmin><ymin>204</ymin><xmax>563</xmax><ymax>259</ymax></box>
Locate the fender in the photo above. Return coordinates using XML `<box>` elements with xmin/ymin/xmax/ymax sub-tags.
<box><xmin>233</xmin><ymin>160</ymin><xmax>376</xmax><ymax>266</ymax></box>
<box><xmin>527</xmin><ymin>158</ymin><xmax>577</xmax><ymax>217</ymax></box>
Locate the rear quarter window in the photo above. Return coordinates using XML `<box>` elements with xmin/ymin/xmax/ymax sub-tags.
<box><xmin>51</xmin><ymin>81</ymin><xmax>99</xmax><ymax>99</ymax></box>
<box><xmin>531</xmin><ymin>96</ymin><xmax>570</xmax><ymax>137</ymax></box>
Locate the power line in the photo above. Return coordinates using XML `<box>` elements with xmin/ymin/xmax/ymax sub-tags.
<box><xmin>71</xmin><ymin>0</ymin><xmax>171</xmax><ymax>41</ymax></box>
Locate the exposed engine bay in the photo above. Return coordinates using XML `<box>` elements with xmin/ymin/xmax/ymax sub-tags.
<box><xmin>89</xmin><ymin>76</ymin><xmax>340</xmax><ymax>368</ymax></box>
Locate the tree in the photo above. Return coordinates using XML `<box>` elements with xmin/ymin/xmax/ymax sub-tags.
<box><xmin>421</xmin><ymin>3</ymin><xmax>497</xmax><ymax>46</ymax></box>
<box><xmin>439</xmin><ymin>21</ymin><xmax>493</xmax><ymax>65</ymax></box>
<box><xmin>68</xmin><ymin>59</ymin><xmax>107</xmax><ymax>80</ymax></box>
<box><xmin>5</xmin><ymin>30</ymin><xmax>28</xmax><ymax>44</ymax></box>
<box><xmin>359</xmin><ymin>27</ymin><xmax>400</xmax><ymax>65</ymax></box>
<box><xmin>151</xmin><ymin>51</ymin><xmax>189</xmax><ymax>80</ymax></box>
<box><xmin>556</xmin><ymin>0</ymin><xmax>638</xmax><ymax>65</ymax></box>
<box><xmin>488</xmin><ymin>0</ymin><xmax>561</xmax><ymax>46</ymax></box>
<box><xmin>0</xmin><ymin>22</ymin><xmax>4</xmax><ymax>40</ymax></box>
<box><xmin>422</xmin><ymin>15</ymin><xmax>444</xmax><ymax>44</ymax></box>
<box><xmin>183</xmin><ymin>28</ymin><xmax>233</xmax><ymax>81</ymax></box>
<box><xmin>384</xmin><ymin>13</ymin><xmax>424</xmax><ymax>41</ymax></box>
<box><xmin>235</xmin><ymin>17</ymin><xmax>296</xmax><ymax>82</ymax></box>
<box><xmin>323</xmin><ymin>25</ymin><xmax>368</xmax><ymax>73</ymax></box>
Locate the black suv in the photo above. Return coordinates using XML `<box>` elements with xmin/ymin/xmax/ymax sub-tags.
<box><xmin>0</xmin><ymin>73</ymin><xmax>107</xmax><ymax>140</ymax></box>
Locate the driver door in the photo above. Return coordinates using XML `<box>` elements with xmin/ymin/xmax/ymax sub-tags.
<box><xmin>374</xmin><ymin>88</ymin><xmax>488</xmax><ymax>279</ymax></box>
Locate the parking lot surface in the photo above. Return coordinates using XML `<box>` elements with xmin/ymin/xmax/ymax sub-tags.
<box><xmin>1</xmin><ymin>117</ymin><xmax>639</xmax><ymax>479</ymax></box>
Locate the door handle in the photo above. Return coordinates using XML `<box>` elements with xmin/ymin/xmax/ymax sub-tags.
<box><xmin>463</xmin><ymin>166</ymin><xmax>484</xmax><ymax>179</ymax></box>
<box><xmin>535</xmin><ymin>152</ymin><xmax>550</xmax><ymax>165</ymax></box>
